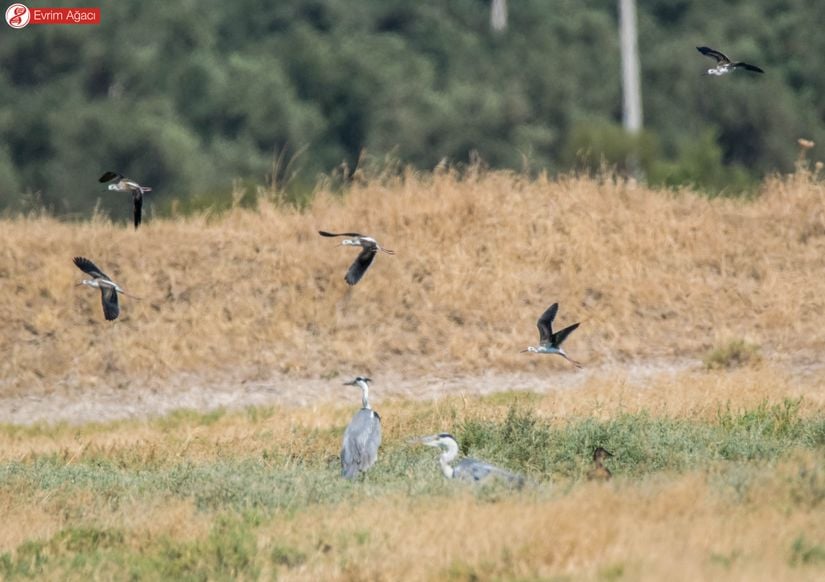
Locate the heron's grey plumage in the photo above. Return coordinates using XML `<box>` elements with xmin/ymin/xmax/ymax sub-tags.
<box><xmin>416</xmin><ymin>433</ymin><xmax>524</xmax><ymax>488</ymax></box>
<box><xmin>341</xmin><ymin>377</ymin><xmax>382</xmax><ymax>479</ymax></box>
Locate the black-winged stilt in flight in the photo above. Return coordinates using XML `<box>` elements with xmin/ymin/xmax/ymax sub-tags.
<box><xmin>521</xmin><ymin>302</ymin><xmax>582</xmax><ymax>368</ymax></box>
<box><xmin>318</xmin><ymin>231</ymin><xmax>395</xmax><ymax>286</ymax></box>
<box><xmin>73</xmin><ymin>256</ymin><xmax>136</xmax><ymax>321</ymax></box>
<box><xmin>99</xmin><ymin>171</ymin><xmax>153</xmax><ymax>229</ymax></box>
<box><xmin>697</xmin><ymin>46</ymin><xmax>764</xmax><ymax>76</ymax></box>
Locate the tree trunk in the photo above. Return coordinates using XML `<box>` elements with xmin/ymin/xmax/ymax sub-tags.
<box><xmin>491</xmin><ymin>0</ymin><xmax>507</xmax><ymax>32</ymax></box>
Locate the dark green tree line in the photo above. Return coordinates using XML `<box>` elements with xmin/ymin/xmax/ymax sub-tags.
<box><xmin>0</xmin><ymin>0</ymin><xmax>822</xmax><ymax>220</ymax></box>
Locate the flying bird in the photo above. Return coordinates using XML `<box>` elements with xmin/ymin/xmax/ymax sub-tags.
<box><xmin>73</xmin><ymin>256</ymin><xmax>136</xmax><ymax>321</ymax></box>
<box><xmin>696</xmin><ymin>46</ymin><xmax>764</xmax><ymax>76</ymax></box>
<box><xmin>341</xmin><ymin>376</ymin><xmax>382</xmax><ymax>479</ymax></box>
<box><xmin>319</xmin><ymin>231</ymin><xmax>395</xmax><ymax>285</ymax></box>
<box><xmin>99</xmin><ymin>171</ymin><xmax>153</xmax><ymax>229</ymax></box>
<box><xmin>586</xmin><ymin>447</ymin><xmax>613</xmax><ymax>481</ymax></box>
<box><xmin>521</xmin><ymin>302</ymin><xmax>582</xmax><ymax>367</ymax></box>
<box><xmin>414</xmin><ymin>433</ymin><xmax>524</xmax><ymax>488</ymax></box>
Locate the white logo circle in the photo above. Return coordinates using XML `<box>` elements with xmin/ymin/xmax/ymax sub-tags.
<box><xmin>5</xmin><ymin>4</ymin><xmax>30</xmax><ymax>29</ymax></box>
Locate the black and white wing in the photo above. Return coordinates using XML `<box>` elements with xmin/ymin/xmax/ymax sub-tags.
<box><xmin>551</xmin><ymin>322</ymin><xmax>580</xmax><ymax>348</ymax></box>
<box><xmin>133</xmin><ymin>192</ymin><xmax>143</xmax><ymax>229</ymax></box>
<box><xmin>100</xmin><ymin>285</ymin><xmax>120</xmax><ymax>321</ymax></box>
<box><xmin>319</xmin><ymin>230</ymin><xmax>366</xmax><ymax>238</ymax></box>
<box><xmin>345</xmin><ymin>246</ymin><xmax>378</xmax><ymax>286</ymax></box>
<box><xmin>536</xmin><ymin>303</ymin><xmax>559</xmax><ymax>344</ymax></box>
<box><xmin>73</xmin><ymin>256</ymin><xmax>110</xmax><ymax>281</ymax></box>
<box><xmin>734</xmin><ymin>61</ymin><xmax>764</xmax><ymax>73</ymax></box>
<box><xmin>697</xmin><ymin>46</ymin><xmax>731</xmax><ymax>64</ymax></box>
<box><xmin>98</xmin><ymin>171</ymin><xmax>123</xmax><ymax>184</ymax></box>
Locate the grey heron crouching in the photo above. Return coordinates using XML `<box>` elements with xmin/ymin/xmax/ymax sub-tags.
<box><xmin>341</xmin><ymin>376</ymin><xmax>382</xmax><ymax>479</ymax></box>
<box><xmin>318</xmin><ymin>231</ymin><xmax>395</xmax><ymax>286</ymax></box>
<box><xmin>73</xmin><ymin>256</ymin><xmax>137</xmax><ymax>321</ymax></box>
<box><xmin>415</xmin><ymin>433</ymin><xmax>524</xmax><ymax>488</ymax></box>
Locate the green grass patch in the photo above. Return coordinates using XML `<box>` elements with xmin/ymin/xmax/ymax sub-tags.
<box><xmin>790</xmin><ymin>535</ymin><xmax>825</xmax><ymax>567</ymax></box>
<box><xmin>457</xmin><ymin>399</ymin><xmax>824</xmax><ymax>479</ymax></box>
<box><xmin>0</xmin><ymin>401</ymin><xmax>823</xmax><ymax>579</ymax></box>
<box><xmin>704</xmin><ymin>339</ymin><xmax>762</xmax><ymax>370</ymax></box>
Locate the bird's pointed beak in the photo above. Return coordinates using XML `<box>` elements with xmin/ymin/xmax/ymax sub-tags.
<box><xmin>519</xmin><ymin>348</ymin><xmax>529</xmax><ymax>353</ymax></box>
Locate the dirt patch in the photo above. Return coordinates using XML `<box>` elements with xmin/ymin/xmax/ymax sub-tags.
<box><xmin>0</xmin><ymin>357</ymin><xmax>779</xmax><ymax>425</ymax></box>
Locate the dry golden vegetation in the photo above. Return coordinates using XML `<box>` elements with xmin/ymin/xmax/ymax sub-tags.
<box><xmin>0</xmin><ymin>380</ymin><xmax>823</xmax><ymax>580</ymax></box>
<box><xmin>2</xmin><ymin>162</ymin><xmax>825</xmax><ymax>580</ymax></box>
<box><xmin>1</xmin><ymin>168</ymin><xmax>825</xmax><ymax>399</ymax></box>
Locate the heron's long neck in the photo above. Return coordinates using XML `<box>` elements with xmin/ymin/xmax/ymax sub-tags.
<box><xmin>358</xmin><ymin>381</ymin><xmax>371</xmax><ymax>410</ymax></box>
<box><xmin>439</xmin><ymin>440</ymin><xmax>459</xmax><ymax>478</ymax></box>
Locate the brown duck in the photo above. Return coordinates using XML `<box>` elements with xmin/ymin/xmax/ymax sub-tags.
<box><xmin>586</xmin><ymin>447</ymin><xmax>613</xmax><ymax>481</ymax></box>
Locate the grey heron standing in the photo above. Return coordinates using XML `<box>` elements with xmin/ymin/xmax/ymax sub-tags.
<box><xmin>415</xmin><ymin>433</ymin><xmax>524</xmax><ymax>488</ymax></box>
<box><xmin>341</xmin><ymin>376</ymin><xmax>382</xmax><ymax>479</ymax></box>
<box><xmin>521</xmin><ymin>302</ymin><xmax>583</xmax><ymax>368</ymax></box>
<box><xmin>99</xmin><ymin>171</ymin><xmax>153</xmax><ymax>229</ymax></box>
<box><xmin>696</xmin><ymin>46</ymin><xmax>764</xmax><ymax>76</ymax></box>
<box><xmin>73</xmin><ymin>256</ymin><xmax>136</xmax><ymax>321</ymax></box>
<box><xmin>586</xmin><ymin>447</ymin><xmax>613</xmax><ymax>481</ymax></box>
<box><xmin>318</xmin><ymin>231</ymin><xmax>395</xmax><ymax>286</ymax></box>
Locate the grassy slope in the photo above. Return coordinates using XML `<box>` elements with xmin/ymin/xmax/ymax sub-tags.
<box><xmin>1</xmin><ymin>169</ymin><xmax>825</xmax><ymax>394</ymax></box>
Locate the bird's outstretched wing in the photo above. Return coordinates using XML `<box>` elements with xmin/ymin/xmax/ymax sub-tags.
<box><xmin>319</xmin><ymin>230</ymin><xmax>366</xmax><ymax>238</ymax></box>
<box><xmin>133</xmin><ymin>192</ymin><xmax>143</xmax><ymax>229</ymax></box>
<box><xmin>734</xmin><ymin>62</ymin><xmax>764</xmax><ymax>73</ymax></box>
<box><xmin>73</xmin><ymin>256</ymin><xmax>110</xmax><ymax>280</ymax></box>
<box><xmin>536</xmin><ymin>303</ymin><xmax>559</xmax><ymax>343</ymax></box>
<box><xmin>100</xmin><ymin>286</ymin><xmax>120</xmax><ymax>321</ymax></box>
<box><xmin>98</xmin><ymin>171</ymin><xmax>123</xmax><ymax>183</ymax></box>
<box><xmin>552</xmin><ymin>322</ymin><xmax>580</xmax><ymax>348</ymax></box>
<box><xmin>697</xmin><ymin>46</ymin><xmax>730</xmax><ymax>64</ymax></box>
<box><xmin>345</xmin><ymin>247</ymin><xmax>378</xmax><ymax>285</ymax></box>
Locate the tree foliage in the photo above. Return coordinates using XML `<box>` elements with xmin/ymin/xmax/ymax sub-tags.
<box><xmin>0</xmin><ymin>0</ymin><xmax>822</xmax><ymax>217</ymax></box>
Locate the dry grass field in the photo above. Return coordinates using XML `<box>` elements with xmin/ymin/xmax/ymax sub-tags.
<box><xmin>1</xmin><ymin>165</ymin><xmax>825</xmax><ymax>397</ymax></box>
<box><xmin>1</xmin><ymin>165</ymin><xmax>824</xmax><ymax>579</ymax></box>
<box><xmin>0</xmin><ymin>376</ymin><xmax>823</xmax><ymax>580</ymax></box>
